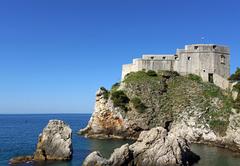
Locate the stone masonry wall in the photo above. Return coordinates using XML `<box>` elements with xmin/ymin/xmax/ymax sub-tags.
<box><xmin>121</xmin><ymin>44</ymin><xmax>230</xmax><ymax>89</ymax></box>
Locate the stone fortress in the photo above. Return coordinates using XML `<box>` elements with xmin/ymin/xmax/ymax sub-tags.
<box><xmin>122</xmin><ymin>44</ymin><xmax>230</xmax><ymax>89</ymax></box>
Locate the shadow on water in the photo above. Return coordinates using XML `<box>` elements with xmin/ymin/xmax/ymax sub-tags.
<box><xmin>87</xmin><ymin>138</ymin><xmax>134</xmax><ymax>158</ymax></box>
<box><xmin>191</xmin><ymin>144</ymin><xmax>240</xmax><ymax>166</ymax></box>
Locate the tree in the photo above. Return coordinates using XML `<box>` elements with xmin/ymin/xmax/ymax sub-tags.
<box><xmin>229</xmin><ymin>67</ymin><xmax>240</xmax><ymax>81</ymax></box>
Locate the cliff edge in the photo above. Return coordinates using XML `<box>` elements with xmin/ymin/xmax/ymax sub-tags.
<box><xmin>79</xmin><ymin>70</ymin><xmax>240</xmax><ymax>152</ymax></box>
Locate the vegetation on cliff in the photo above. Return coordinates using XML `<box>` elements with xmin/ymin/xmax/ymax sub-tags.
<box><xmin>94</xmin><ymin>70</ymin><xmax>238</xmax><ymax>137</ymax></box>
<box><xmin>233</xmin><ymin>83</ymin><xmax>240</xmax><ymax>109</ymax></box>
<box><xmin>229</xmin><ymin>67</ymin><xmax>240</xmax><ymax>81</ymax></box>
<box><xmin>81</xmin><ymin>68</ymin><xmax>240</xmax><ymax>153</ymax></box>
<box><xmin>115</xmin><ymin>70</ymin><xmax>235</xmax><ymax>136</ymax></box>
<box><xmin>111</xmin><ymin>90</ymin><xmax>129</xmax><ymax>110</ymax></box>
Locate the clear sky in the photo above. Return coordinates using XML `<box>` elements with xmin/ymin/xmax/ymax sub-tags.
<box><xmin>0</xmin><ymin>0</ymin><xmax>239</xmax><ymax>114</ymax></box>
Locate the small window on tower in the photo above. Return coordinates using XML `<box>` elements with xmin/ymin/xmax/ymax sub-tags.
<box><xmin>194</xmin><ymin>46</ymin><xmax>198</xmax><ymax>50</ymax></box>
<box><xmin>174</xmin><ymin>55</ymin><xmax>179</xmax><ymax>60</ymax></box>
<box><xmin>151</xmin><ymin>56</ymin><xmax>154</xmax><ymax>60</ymax></box>
<box><xmin>220</xmin><ymin>55</ymin><xmax>225</xmax><ymax>64</ymax></box>
<box><xmin>163</xmin><ymin>57</ymin><xmax>166</xmax><ymax>60</ymax></box>
<box><xmin>188</xmin><ymin>57</ymin><xmax>191</xmax><ymax>60</ymax></box>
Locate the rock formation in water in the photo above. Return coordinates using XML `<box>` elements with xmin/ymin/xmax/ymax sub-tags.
<box><xmin>79</xmin><ymin>70</ymin><xmax>240</xmax><ymax>152</ymax></box>
<box><xmin>9</xmin><ymin>156</ymin><xmax>33</xmax><ymax>165</ymax></box>
<box><xmin>82</xmin><ymin>127</ymin><xmax>200</xmax><ymax>166</ymax></box>
<box><xmin>34</xmin><ymin>120</ymin><xmax>73</xmax><ymax>160</ymax></box>
<box><xmin>9</xmin><ymin>120</ymin><xmax>72</xmax><ymax>165</ymax></box>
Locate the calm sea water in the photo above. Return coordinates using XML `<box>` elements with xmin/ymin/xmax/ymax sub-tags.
<box><xmin>0</xmin><ymin>114</ymin><xmax>240</xmax><ymax>166</ymax></box>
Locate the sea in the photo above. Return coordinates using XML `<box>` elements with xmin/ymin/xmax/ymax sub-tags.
<box><xmin>0</xmin><ymin>114</ymin><xmax>240</xmax><ymax>166</ymax></box>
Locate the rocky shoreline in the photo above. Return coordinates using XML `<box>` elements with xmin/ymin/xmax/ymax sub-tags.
<box><xmin>83</xmin><ymin>127</ymin><xmax>200</xmax><ymax>166</ymax></box>
<box><xmin>9</xmin><ymin>71</ymin><xmax>240</xmax><ymax>165</ymax></box>
<box><xmin>79</xmin><ymin>71</ymin><xmax>240</xmax><ymax>154</ymax></box>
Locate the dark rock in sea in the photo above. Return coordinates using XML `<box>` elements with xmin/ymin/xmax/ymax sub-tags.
<box><xmin>83</xmin><ymin>127</ymin><xmax>200</xmax><ymax>166</ymax></box>
<box><xmin>34</xmin><ymin>120</ymin><xmax>73</xmax><ymax>160</ymax></box>
<box><xmin>9</xmin><ymin>155</ymin><xmax>33</xmax><ymax>165</ymax></box>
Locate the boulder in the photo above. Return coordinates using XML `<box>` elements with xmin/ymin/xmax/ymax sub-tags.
<box><xmin>9</xmin><ymin>156</ymin><xmax>33</xmax><ymax>165</ymax></box>
<box><xmin>83</xmin><ymin>127</ymin><xmax>200</xmax><ymax>166</ymax></box>
<box><xmin>82</xmin><ymin>151</ymin><xmax>109</xmax><ymax>166</ymax></box>
<box><xmin>34</xmin><ymin>120</ymin><xmax>72</xmax><ymax>160</ymax></box>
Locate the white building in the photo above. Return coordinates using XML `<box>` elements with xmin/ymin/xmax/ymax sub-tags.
<box><xmin>122</xmin><ymin>44</ymin><xmax>230</xmax><ymax>89</ymax></box>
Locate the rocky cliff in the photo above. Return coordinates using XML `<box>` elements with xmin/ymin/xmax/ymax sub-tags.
<box><xmin>83</xmin><ymin>127</ymin><xmax>200</xmax><ymax>166</ymax></box>
<box><xmin>34</xmin><ymin>120</ymin><xmax>73</xmax><ymax>160</ymax></box>
<box><xmin>9</xmin><ymin>120</ymin><xmax>73</xmax><ymax>165</ymax></box>
<box><xmin>79</xmin><ymin>70</ymin><xmax>240</xmax><ymax>152</ymax></box>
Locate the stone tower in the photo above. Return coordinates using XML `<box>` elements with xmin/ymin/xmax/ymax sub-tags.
<box><xmin>122</xmin><ymin>44</ymin><xmax>230</xmax><ymax>89</ymax></box>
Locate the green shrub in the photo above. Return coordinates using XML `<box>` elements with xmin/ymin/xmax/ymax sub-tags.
<box><xmin>204</xmin><ymin>85</ymin><xmax>222</xmax><ymax>98</ymax></box>
<box><xmin>100</xmin><ymin>87</ymin><xmax>109</xmax><ymax>100</ymax></box>
<box><xmin>233</xmin><ymin>83</ymin><xmax>240</xmax><ymax>92</ymax></box>
<box><xmin>131</xmin><ymin>97</ymin><xmax>147</xmax><ymax>113</ymax></box>
<box><xmin>187</xmin><ymin>74</ymin><xmax>202</xmax><ymax>82</ymax></box>
<box><xmin>235</xmin><ymin>97</ymin><xmax>240</xmax><ymax>109</ymax></box>
<box><xmin>123</xmin><ymin>71</ymin><xmax>158</xmax><ymax>84</ymax></box>
<box><xmin>111</xmin><ymin>90</ymin><xmax>129</xmax><ymax>110</ymax></box>
<box><xmin>230</xmin><ymin>83</ymin><xmax>240</xmax><ymax>109</ymax></box>
<box><xmin>146</xmin><ymin>70</ymin><xmax>157</xmax><ymax>77</ymax></box>
<box><xmin>229</xmin><ymin>67</ymin><xmax>240</xmax><ymax>81</ymax></box>
<box><xmin>124</xmin><ymin>72</ymin><xmax>135</xmax><ymax>80</ymax></box>
<box><xmin>111</xmin><ymin>82</ymin><xmax>120</xmax><ymax>92</ymax></box>
<box><xmin>159</xmin><ymin>71</ymin><xmax>180</xmax><ymax>78</ymax></box>
<box><xmin>209</xmin><ymin>119</ymin><xmax>228</xmax><ymax>136</ymax></box>
<box><xmin>233</xmin><ymin>83</ymin><xmax>240</xmax><ymax>109</ymax></box>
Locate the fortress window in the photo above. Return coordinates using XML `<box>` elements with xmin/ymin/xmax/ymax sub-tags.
<box><xmin>188</xmin><ymin>57</ymin><xmax>191</xmax><ymax>60</ymax></box>
<box><xmin>163</xmin><ymin>57</ymin><xmax>166</xmax><ymax>60</ymax></box>
<box><xmin>174</xmin><ymin>55</ymin><xmax>179</xmax><ymax>60</ymax></box>
<box><xmin>213</xmin><ymin>45</ymin><xmax>217</xmax><ymax>49</ymax></box>
<box><xmin>150</xmin><ymin>56</ymin><xmax>154</xmax><ymax>60</ymax></box>
<box><xmin>203</xmin><ymin>69</ymin><xmax>206</xmax><ymax>72</ymax></box>
<box><xmin>220</xmin><ymin>55</ymin><xmax>225</xmax><ymax>64</ymax></box>
<box><xmin>194</xmin><ymin>46</ymin><xmax>198</xmax><ymax>50</ymax></box>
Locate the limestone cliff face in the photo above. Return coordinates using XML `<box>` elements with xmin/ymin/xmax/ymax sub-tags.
<box><xmin>79</xmin><ymin>88</ymin><xmax>143</xmax><ymax>139</ymax></box>
<box><xmin>79</xmin><ymin>71</ymin><xmax>240</xmax><ymax>152</ymax></box>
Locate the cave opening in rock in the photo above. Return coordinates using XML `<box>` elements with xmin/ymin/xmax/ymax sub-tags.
<box><xmin>164</xmin><ymin>121</ymin><xmax>172</xmax><ymax>132</ymax></box>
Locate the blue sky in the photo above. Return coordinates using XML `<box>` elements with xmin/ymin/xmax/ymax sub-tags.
<box><xmin>0</xmin><ymin>0</ymin><xmax>239</xmax><ymax>114</ymax></box>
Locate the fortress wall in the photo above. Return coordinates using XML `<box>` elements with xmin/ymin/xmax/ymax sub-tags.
<box><xmin>185</xmin><ymin>44</ymin><xmax>229</xmax><ymax>53</ymax></box>
<box><xmin>214</xmin><ymin>52</ymin><xmax>230</xmax><ymax>79</ymax></box>
<box><xmin>122</xmin><ymin>59</ymin><xmax>175</xmax><ymax>80</ymax></box>
<box><xmin>121</xmin><ymin>44</ymin><xmax>231</xmax><ymax>89</ymax></box>
<box><xmin>200</xmin><ymin>72</ymin><xmax>209</xmax><ymax>82</ymax></box>
<box><xmin>142</xmin><ymin>54</ymin><xmax>175</xmax><ymax>60</ymax></box>
<box><xmin>174</xmin><ymin>52</ymin><xmax>200</xmax><ymax>76</ymax></box>
<box><xmin>140</xmin><ymin>60</ymin><xmax>174</xmax><ymax>72</ymax></box>
<box><xmin>122</xmin><ymin>64</ymin><xmax>135</xmax><ymax>80</ymax></box>
<box><xmin>199</xmin><ymin>52</ymin><xmax>215</xmax><ymax>82</ymax></box>
<box><xmin>213</xmin><ymin>73</ymin><xmax>230</xmax><ymax>90</ymax></box>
